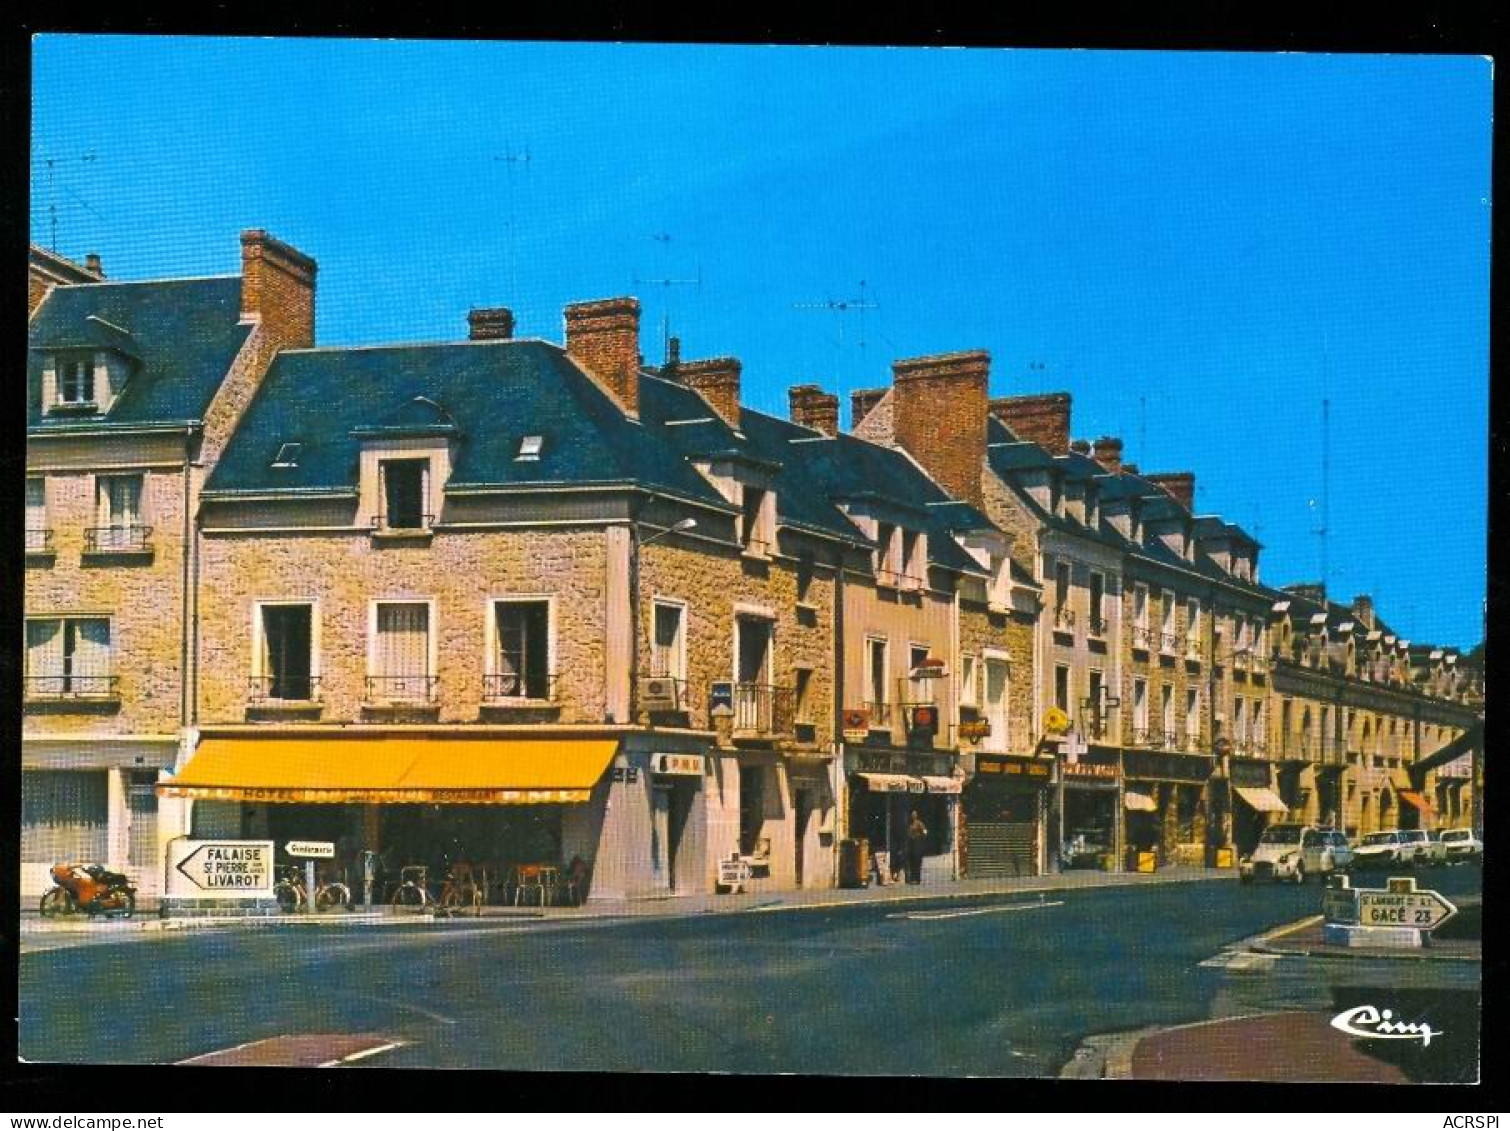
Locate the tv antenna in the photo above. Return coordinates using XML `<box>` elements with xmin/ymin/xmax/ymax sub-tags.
<box><xmin>1314</xmin><ymin>334</ymin><xmax>1332</xmax><ymax>594</ymax></box>
<box><xmin>633</xmin><ymin>234</ymin><xmax>703</xmax><ymax>364</ymax></box>
<box><xmin>792</xmin><ymin>281</ymin><xmax>878</xmax><ymax>389</ymax></box>
<box><xmin>38</xmin><ymin>150</ymin><xmax>99</xmax><ymax>252</ymax></box>
<box><xmin>492</xmin><ymin>143</ymin><xmax>532</xmax><ymax>301</ymax></box>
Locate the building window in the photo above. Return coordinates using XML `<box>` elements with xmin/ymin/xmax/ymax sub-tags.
<box><xmin>739</xmin><ymin>765</ymin><xmax>766</xmax><ymax>857</ymax></box>
<box><xmin>380</xmin><ymin>459</ymin><xmax>429</xmax><ymax>530</ymax></box>
<box><xmin>1086</xmin><ymin>669</ymin><xmax>1105</xmax><ymax>737</ymax></box>
<box><xmin>651</xmin><ymin>601</ymin><xmax>686</xmax><ymax>681</ymax></box>
<box><xmin>26</xmin><ymin>617</ymin><xmax>112</xmax><ymax>697</ymax></box>
<box><xmin>1054</xmin><ymin>560</ymin><xmax>1071</xmax><ymax>613</ymax></box>
<box><xmin>959</xmin><ymin>654</ymin><xmax>978</xmax><ymax>707</ymax></box>
<box><xmin>25</xmin><ymin>477</ymin><xmax>48</xmax><ymax>552</ymax></box>
<box><xmin>875</xmin><ymin>522</ymin><xmax>899</xmax><ymax>583</ymax></box>
<box><xmin>1251</xmin><ymin>699</ymin><xmax>1264</xmax><ymax>751</ymax></box>
<box><xmin>256</xmin><ymin>603</ymin><xmax>315</xmax><ymax>701</ymax></box>
<box><xmin>1233</xmin><ymin>697</ymin><xmax>1247</xmax><ymax>750</ymax></box>
<box><xmin>1054</xmin><ymin>664</ymin><xmax>1071</xmax><ymax>714</ymax></box>
<box><xmin>371</xmin><ymin>601</ymin><xmax>433</xmax><ymax>700</ymax></box>
<box><xmin>1161</xmin><ymin>685</ymin><xmax>1175</xmax><ymax>745</ymax></box>
<box><xmin>1134</xmin><ymin>583</ymin><xmax>1149</xmax><ymax>629</ymax></box>
<box><xmin>741</xmin><ymin>486</ymin><xmax>769</xmax><ymax>555</ymax></box>
<box><xmin>734</xmin><ymin>615</ymin><xmax>776</xmax><ymax>732</ymax></box>
<box><xmin>793</xmin><ymin>667</ymin><xmax>815</xmax><ymax>724</ymax></box>
<box><xmin>57</xmin><ymin>353</ymin><xmax>96</xmax><ymax>405</ymax></box>
<box><xmin>91</xmin><ymin>474</ymin><xmax>147</xmax><ymax>552</ymax></box>
<box><xmin>1088</xmin><ymin>571</ymin><xmax>1105</xmax><ymax>634</ymax></box>
<box><xmin>867</xmin><ymin>636</ymin><xmax>889</xmax><ymax>721</ymax></box>
<box><xmin>983</xmin><ymin>656</ymin><xmax>1009</xmax><ymax>752</ymax></box>
<box><xmin>1132</xmin><ymin>678</ymin><xmax>1148</xmax><ymax>738</ymax></box>
<box><xmin>1185</xmin><ymin>688</ymin><xmax>1200</xmax><ymax>746</ymax></box>
<box><xmin>490</xmin><ymin>599</ymin><xmax>551</xmax><ymax>699</ymax></box>
<box><xmin>1185</xmin><ymin>598</ymin><xmax>1201</xmax><ymax>654</ymax></box>
<box><xmin>1160</xmin><ymin>589</ymin><xmax>1176</xmax><ymax>651</ymax></box>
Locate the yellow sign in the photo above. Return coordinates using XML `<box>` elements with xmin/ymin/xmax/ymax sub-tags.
<box><xmin>1044</xmin><ymin>707</ymin><xmax>1070</xmax><ymax>736</ymax></box>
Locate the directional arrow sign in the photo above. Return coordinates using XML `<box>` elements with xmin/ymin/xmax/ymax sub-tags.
<box><xmin>1357</xmin><ymin>877</ymin><xmax>1457</xmax><ymax>931</ymax></box>
<box><xmin>169</xmin><ymin>840</ymin><xmax>273</xmax><ymax>896</ymax></box>
<box><xmin>285</xmin><ymin>840</ymin><xmax>335</xmax><ymax>858</ymax></box>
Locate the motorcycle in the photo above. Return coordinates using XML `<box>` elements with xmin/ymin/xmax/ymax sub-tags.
<box><xmin>39</xmin><ymin>863</ymin><xmax>137</xmax><ymax>919</ymax></box>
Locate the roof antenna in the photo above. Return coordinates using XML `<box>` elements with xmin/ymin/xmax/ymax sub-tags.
<box><xmin>1317</xmin><ymin>333</ymin><xmax>1332</xmax><ymax>596</ymax></box>
<box><xmin>492</xmin><ymin>142</ymin><xmax>532</xmax><ymax>307</ymax></box>
<box><xmin>39</xmin><ymin>150</ymin><xmax>99</xmax><ymax>252</ymax></box>
<box><xmin>633</xmin><ymin>232</ymin><xmax>703</xmax><ymax>365</ymax></box>
<box><xmin>791</xmin><ymin>281</ymin><xmax>878</xmax><ymax>400</ymax></box>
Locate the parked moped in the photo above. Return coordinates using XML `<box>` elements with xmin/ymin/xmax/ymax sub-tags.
<box><xmin>39</xmin><ymin>863</ymin><xmax>137</xmax><ymax>919</ymax></box>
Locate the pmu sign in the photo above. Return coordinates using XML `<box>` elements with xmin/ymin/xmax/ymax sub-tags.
<box><xmin>167</xmin><ymin>839</ymin><xmax>274</xmax><ymax>899</ymax></box>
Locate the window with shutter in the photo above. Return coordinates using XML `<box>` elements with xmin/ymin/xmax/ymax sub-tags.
<box><xmin>374</xmin><ymin>602</ymin><xmax>431</xmax><ymax>700</ymax></box>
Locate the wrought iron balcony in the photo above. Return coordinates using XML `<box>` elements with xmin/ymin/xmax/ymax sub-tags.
<box><xmin>863</xmin><ymin>700</ymin><xmax>893</xmax><ymax>728</ymax></box>
<box><xmin>83</xmin><ymin>525</ymin><xmax>152</xmax><ymax>554</ymax></box>
<box><xmin>732</xmin><ymin>682</ymin><xmax>794</xmax><ymax>738</ymax></box>
<box><xmin>1053</xmin><ymin>606</ymin><xmax>1076</xmax><ymax>631</ymax></box>
<box><xmin>247</xmin><ymin>674</ymin><xmax>322</xmax><ymax>703</ymax></box>
<box><xmin>371</xmin><ymin>512</ymin><xmax>435</xmax><ymax>535</ymax></box>
<box><xmin>25</xmin><ymin>528</ymin><xmax>54</xmax><ymax>554</ymax></box>
<box><xmin>483</xmin><ymin>671</ymin><xmax>557</xmax><ymax>703</ymax></box>
<box><xmin>1087</xmin><ymin>614</ymin><xmax>1109</xmax><ymax>638</ymax></box>
<box><xmin>1131</xmin><ymin>625</ymin><xmax>1156</xmax><ymax>651</ymax></box>
<box><xmin>365</xmin><ymin>674</ymin><xmax>439</xmax><ymax>703</ymax></box>
<box><xmin>26</xmin><ymin>673</ymin><xmax>118</xmax><ymax>700</ymax></box>
<box><xmin>1161</xmin><ymin>729</ymin><xmax>1179</xmax><ymax>750</ymax></box>
<box><xmin>1131</xmin><ymin>726</ymin><xmax>1155</xmax><ymax>747</ymax></box>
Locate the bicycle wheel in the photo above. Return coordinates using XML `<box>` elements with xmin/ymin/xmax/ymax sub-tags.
<box><xmin>392</xmin><ymin>883</ymin><xmax>427</xmax><ymax>909</ymax></box>
<box><xmin>275</xmin><ymin>882</ymin><xmax>303</xmax><ymax>913</ymax></box>
<box><xmin>317</xmin><ymin>883</ymin><xmax>351</xmax><ymax>912</ymax></box>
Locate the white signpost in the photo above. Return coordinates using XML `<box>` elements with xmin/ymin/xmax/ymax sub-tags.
<box><xmin>1321</xmin><ymin>875</ymin><xmax>1457</xmax><ymax>948</ymax></box>
<box><xmin>166</xmin><ymin>839</ymin><xmax>274</xmax><ymax>900</ymax></box>
<box><xmin>285</xmin><ymin>840</ymin><xmax>335</xmax><ymax>858</ymax></box>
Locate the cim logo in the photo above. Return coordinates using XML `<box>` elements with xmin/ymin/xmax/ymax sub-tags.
<box><xmin>1330</xmin><ymin>1004</ymin><xmax>1443</xmax><ymax>1047</ymax></box>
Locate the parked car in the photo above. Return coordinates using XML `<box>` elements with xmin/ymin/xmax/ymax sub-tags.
<box><xmin>1352</xmin><ymin>830</ymin><xmax>1415</xmax><ymax>870</ymax></box>
<box><xmin>1239</xmin><ymin>824</ymin><xmax>1351</xmax><ymax>884</ymax></box>
<box><xmin>1438</xmin><ymin>828</ymin><xmax>1483</xmax><ymax>863</ymax></box>
<box><xmin>1413</xmin><ymin>830</ymin><xmax>1450</xmax><ymax>866</ymax></box>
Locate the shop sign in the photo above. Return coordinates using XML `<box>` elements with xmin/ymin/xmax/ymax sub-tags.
<box><xmin>842</xmin><ymin>707</ymin><xmax>871</xmax><ymax>743</ymax></box>
<box><xmin>975</xmin><ymin>754</ymin><xmax>1051</xmax><ymax>779</ymax></box>
<box><xmin>709</xmin><ymin>681</ymin><xmax>733</xmax><ymax>713</ymax></box>
<box><xmin>651</xmin><ymin>753</ymin><xmax>704</xmax><ymax>777</ymax></box>
<box><xmin>1063</xmin><ymin>760</ymin><xmax>1120</xmax><ymax>782</ymax></box>
<box><xmin>167</xmin><ymin>840</ymin><xmax>273</xmax><ymax>899</ymax></box>
<box><xmin>958</xmin><ymin>719</ymin><xmax>992</xmax><ymax>741</ymax></box>
<box><xmin>285</xmin><ymin>840</ymin><xmax>335</xmax><ymax>858</ymax></box>
<box><xmin>1124</xmin><ymin>750</ymin><xmax>1213</xmax><ymax>783</ymax></box>
<box><xmin>1230</xmin><ymin>760</ymin><xmax>1273</xmax><ymax>789</ymax></box>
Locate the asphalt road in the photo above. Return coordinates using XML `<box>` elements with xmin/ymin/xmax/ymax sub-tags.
<box><xmin>17</xmin><ymin>867</ymin><xmax>1483</xmax><ymax>1076</ymax></box>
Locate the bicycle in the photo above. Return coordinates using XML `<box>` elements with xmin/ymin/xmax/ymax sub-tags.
<box><xmin>274</xmin><ymin>865</ymin><xmax>353</xmax><ymax>913</ymax></box>
<box><xmin>390</xmin><ymin>865</ymin><xmax>433</xmax><ymax>910</ymax></box>
<box><xmin>436</xmin><ymin>864</ymin><xmax>483</xmax><ymax>916</ymax></box>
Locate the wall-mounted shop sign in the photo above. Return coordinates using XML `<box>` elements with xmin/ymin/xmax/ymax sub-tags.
<box><xmin>957</xmin><ymin>719</ymin><xmax>992</xmax><ymax>741</ymax></box>
<box><xmin>1124</xmin><ymin>750</ymin><xmax>1213</xmax><ymax>783</ymax></box>
<box><xmin>708</xmin><ymin>682</ymin><xmax>734</xmax><ymax>714</ymax></box>
<box><xmin>284</xmin><ymin>841</ymin><xmax>335</xmax><ymax>859</ymax></box>
<box><xmin>856</xmin><ymin>750</ymin><xmax>952</xmax><ymax>778</ymax></box>
<box><xmin>610</xmin><ymin>766</ymin><xmax>640</xmax><ymax>784</ymax></box>
<box><xmin>1063</xmin><ymin>760</ymin><xmax>1120</xmax><ymax>782</ymax></box>
<box><xmin>1229</xmin><ymin>759</ymin><xmax>1274</xmax><ymax>789</ymax></box>
<box><xmin>842</xmin><ymin>707</ymin><xmax>871</xmax><ymax>743</ymax></box>
<box><xmin>974</xmin><ymin>754</ymin><xmax>1052</xmax><ymax>780</ymax></box>
<box><xmin>651</xmin><ymin>753</ymin><xmax>705</xmax><ymax>777</ymax></box>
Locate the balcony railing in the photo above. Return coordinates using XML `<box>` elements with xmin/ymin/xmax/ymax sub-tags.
<box><xmin>640</xmin><ymin>675</ymin><xmax>692</xmax><ymax>714</ymax></box>
<box><xmin>1053</xmin><ymin>606</ymin><xmax>1076</xmax><ymax>631</ymax></box>
<box><xmin>1183</xmin><ymin>635</ymin><xmax>1203</xmax><ymax>662</ymax></box>
<box><xmin>365</xmin><ymin>674</ymin><xmax>439</xmax><ymax>703</ymax></box>
<box><xmin>26</xmin><ymin>674</ymin><xmax>118</xmax><ymax>700</ymax></box>
<box><xmin>1131</xmin><ymin>625</ymin><xmax>1156</xmax><ymax>650</ymax></box>
<box><xmin>247</xmin><ymin>674</ymin><xmax>322</xmax><ymax>703</ymax></box>
<box><xmin>83</xmin><ymin>525</ymin><xmax>152</xmax><ymax>554</ymax></box>
<box><xmin>25</xmin><ymin>528</ymin><xmax>54</xmax><ymax>554</ymax></box>
<box><xmin>876</xmin><ymin>567</ymin><xmax>921</xmax><ymax>591</ymax></box>
<box><xmin>732</xmin><ymin>683</ymin><xmax>794</xmax><ymax>738</ymax></box>
<box><xmin>483</xmin><ymin>671</ymin><xmax>557</xmax><ymax>703</ymax></box>
<box><xmin>1183</xmin><ymin>730</ymin><xmax>1202</xmax><ymax>752</ymax></box>
<box><xmin>371</xmin><ymin>513</ymin><xmax>435</xmax><ymax>535</ymax></box>
<box><xmin>864</xmin><ymin>700</ymin><xmax>893</xmax><ymax>728</ymax></box>
<box><xmin>1087</xmin><ymin>614</ymin><xmax>1109</xmax><ymax>638</ymax></box>
<box><xmin>1160</xmin><ymin>631</ymin><xmax>1180</xmax><ymax>654</ymax></box>
<box><xmin>1131</xmin><ymin>726</ymin><xmax>1154</xmax><ymax>747</ymax></box>
<box><xmin>1161</xmin><ymin>729</ymin><xmax>1179</xmax><ymax>750</ymax></box>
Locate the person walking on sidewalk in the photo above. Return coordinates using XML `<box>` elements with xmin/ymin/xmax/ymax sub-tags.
<box><xmin>905</xmin><ymin>810</ymin><xmax>928</xmax><ymax>884</ymax></box>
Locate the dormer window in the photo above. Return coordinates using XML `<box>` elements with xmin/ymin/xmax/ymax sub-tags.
<box><xmin>379</xmin><ymin>458</ymin><xmax>430</xmax><ymax>531</ymax></box>
<box><xmin>271</xmin><ymin>442</ymin><xmax>302</xmax><ymax>469</ymax></box>
<box><xmin>516</xmin><ymin>435</ymin><xmax>543</xmax><ymax>462</ymax></box>
<box><xmin>58</xmin><ymin>353</ymin><xmax>96</xmax><ymax>405</ymax></box>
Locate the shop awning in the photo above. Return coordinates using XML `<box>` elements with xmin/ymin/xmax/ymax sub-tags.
<box><xmin>1124</xmin><ymin>788</ymin><xmax>1157</xmax><ymax>812</ymax></box>
<box><xmin>858</xmin><ymin>772</ymin><xmax>920</xmax><ymax>793</ymax></box>
<box><xmin>157</xmin><ymin>736</ymin><xmax>617</xmax><ymax>804</ymax></box>
<box><xmin>1398</xmin><ymin>790</ymin><xmax>1436</xmax><ymax>816</ymax></box>
<box><xmin>919</xmin><ymin>775</ymin><xmax>962</xmax><ymax>795</ymax></box>
<box><xmin>1233</xmin><ymin>786</ymin><xmax>1289</xmax><ymax>814</ymax></box>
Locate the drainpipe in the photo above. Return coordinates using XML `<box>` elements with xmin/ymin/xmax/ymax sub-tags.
<box><xmin>832</xmin><ymin>546</ymin><xmax>846</xmax><ymax>885</ymax></box>
<box><xmin>179</xmin><ymin>443</ymin><xmax>193</xmax><ymax>728</ymax></box>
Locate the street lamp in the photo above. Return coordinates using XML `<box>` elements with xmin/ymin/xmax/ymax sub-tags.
<box><xmin>642</xmin><ymin>517</ymin><xmax>696</xmax><ymax>548</ymax></box>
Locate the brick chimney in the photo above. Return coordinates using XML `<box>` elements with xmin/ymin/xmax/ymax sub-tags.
<box><xmin>680</xmin><ymin>357</ymin><xmax>742</xmax><ymax>428</ymax></box>
<box><xmin>789</xmin><ymin>384</ymin><xmax>839</xmax><ymax>436</ymax></box>
<box><xmin>84</xmin><ymin>252</ymin><xmax>104</xmax><ymax>278</ymax></box>
<box><xmin>851</xmin><ymin>387</ymin><xmax>888</xmax><ymax>430</ymax></box>
<box><xmin>989</xmin><ymin>392</ymin><xmax>1072</xmax><ymax>456</ymax></box>
<box><xmin>1070</xmin><ymin>439</ymin><xmax>1091</xmax><ymax>455</ymax></box>
<box><xmin>892</xmin><ymin>350</ymin><xmax>989</xmax><ymax>508</ymax></box>
<box><xmin>1146</xmin><ymin>471</ymin><xmax>1195</xmax><ymax>511</ymax></box>
<box><xmin>564</xmin><ymin>297</ymin><xmax>642</xmax><ymax>417</ymax></box>
<box><xmin>1092</xmin><ymin>436</ymin><xmax>1123</xmax><ymax>474</ymax></box>
<box><xmin>467</xmin><ymin>307</ymin><xmax>514</xmax><ymax>341</ymax></box>
<box><xmin>1352</xmin><ymin>594</ymin><xmax>1376</xmax><ymax>630</ymax></box>
<box><xmin>240</xmin><ymin>229</ymin><xmax>317</xmax><ymax>351</ymax></box>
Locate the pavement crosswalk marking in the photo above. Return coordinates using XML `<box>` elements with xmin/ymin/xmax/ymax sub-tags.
<box><xmin>887</xmin><ymin>900</ymin><xmax>1064</xmax><ymax>921</ymax></box>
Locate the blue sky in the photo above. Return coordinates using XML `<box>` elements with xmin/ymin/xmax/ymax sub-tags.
<box><xmin>31</xmin><ymin>37</ymin><xmax>1491</xmax><ymax>648</ymax></box>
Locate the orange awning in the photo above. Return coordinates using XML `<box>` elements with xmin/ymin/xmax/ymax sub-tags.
<box><xmin>1398</xmin><ymin>790</ymin><xmax>1436</xmax><ymax>816</ymax></box>
<box><xmin>158</xmin><ymin>736</ymin><xmax>617</xmax><ymax>804</ymax></box>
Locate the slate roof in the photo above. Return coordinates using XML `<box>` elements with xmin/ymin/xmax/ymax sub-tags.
<box><xmin>28</xmin><ymin>277</ymin><xmax>252</xmax><ymax>429</ymax></box>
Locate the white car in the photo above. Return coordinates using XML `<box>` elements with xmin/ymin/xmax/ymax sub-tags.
<box><xmin>1406</xmin><ymin>829</ymin><xmax>1447</xmax><ymax>866</ymax></box>
<box><xmin>1438</xmin><ymin>828</ymin><xmax>1483</xmax><ymax>863</ymax></box>
<box><xmin>1352</xmin><ymin>830</ymin><xmax>1416</xmax><ymax>870</ymax></box>
<box><xmin>1239</xmin><ymin>824</ymin><xmax>1352</xmax><ymax>884</ymax></box>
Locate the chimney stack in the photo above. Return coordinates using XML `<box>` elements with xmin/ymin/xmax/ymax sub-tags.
<box><xmin>1145</xmin><ymin>471</ymin><xmax>1195</xmax><ymax>511</ymax></box>
<box><xmin>1352</xmin><ymin>594</ymin><xmax>1376</xmax><ymax>630</ymax></box>
<box><xmin>851</xmin><ymin>387</ymin><xmax>888</xmax><ymax>431</ymax></box>
<box><xmin>1070</xmin><ymin>439</ymin><xmax>1092</xmax><ymax>455</ymax></box>
<box><xmin>1092</xmin><ymin>436</ymin><xmax>1124</xmax><ymax>474</ymax></box>
<box><xmin>240</xmin><ymin>229</ymin><xmax>317</xmax><ymax>351</ymax></box>
<box><xmin>564</xmin><ymin>297</ymin><xmax>642</xmax><ymax>418</ymax></box>
<box><xmin>789</xmin><ymin>384</ymin><xmax>839</xmax><ymax>436</ymax></box>
<box><xmin>468</xmin><ymin>307</ymin><xmax>514</xmax><ymax>341</ymax></box>
<box><xmin>84</xmin><ymin>252</ymin><xmax>104</xmax><ymax>278</ymax></box>
<box><xmin>892</xmin><ymin>350</ymin><xmax>990</xmax><ymax>508</ymax></box>
<box><xmin>680</xmin><ymin>357</ymin><xmax>743</xmax><ymax>428</ymax></box>
<box><xmin>666</xmin><ymin>336</ymin><xmax>681</xmax><ymax>369</ymax></box>
<box><xmin>989</xmin><ymin>392</ymin><xmax>1072</xmax><ymax>456</ymax></box>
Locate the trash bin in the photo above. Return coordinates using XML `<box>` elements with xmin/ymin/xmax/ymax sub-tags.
<box><xmin>838</xmin><ymin>837</ymin><xmax>870</xmax><ymax>888</ymax></box>
<box><xmin>1125</xmin><ymin>847</ymin><xmax>1157</xmax><ymax>873</ymax></box>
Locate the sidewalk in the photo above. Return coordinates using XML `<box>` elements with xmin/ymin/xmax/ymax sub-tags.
<box><xmin>18</xmin><ymin>864</ymin><xmax>1230</xmax><ymax>934</ymax></box>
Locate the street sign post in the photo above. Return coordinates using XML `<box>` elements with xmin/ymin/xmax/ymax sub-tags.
<box><xmin>1358</xmin><ymin>876</ymin><xmax>1457</xmax><ymax>931</ymax></box>
<box><xmin>1321</xmin><ymin>874</ymin><xmax>1457</xmax><ymax>948</ymax></box>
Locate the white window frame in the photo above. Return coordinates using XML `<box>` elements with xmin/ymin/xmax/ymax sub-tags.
<box><xmin>25</xmin><ymin>614</ymin><xmax>114</xmax><ymax>695</ymax></box>
<box><xmin>866</xmin><ymin>635</ymin><xmax>890</xmax><ymax>710</ymax></box>
<box><xmin>1185</xmin><ymin>598</ymin><xmax>1201</xmax><ymax>655</ymax></box>
<box><xmin>377</xmin><ymin>456</ymin><xmax>433</xmax><ymax>531</ymax></box>
<box><xmin>1134</xmin><ymin>583</ymin><xmax>1149</xmax><ymax>630</ymax></box>
<box><xmin>250</xmin><ymin>599</ymin><xmax>323</xmax><ymax>691</ymax></box>
<box><xmin>959</xmin><ymin>653</ymin><xmax>979</xmax><ymax>707</ymax></box>
<box><xmin>649</xmin><ymin>596</ymin><xmax>688</xmax><ymax>683</ymax></box>
<box><xmin>1088</xmin><ymin>570</ymin><xmax>1105</xmax><ymax>633</ymax></box>
<box><xmin>982</xmin><ymin>650</ymin><xmax>1011</xmax><ymax>753</ymax></box>
<box><xmin>368</xmin><ymin>597</ymin><xmax>438</xmax><ymax>682</ymax></box>
<box><xmin>55</xmin><ymin>352</ymin><xmax>97</xmax><ymax>406</ymax></box>
<box><xmin>1132</xmin><ymin>677</ymin><xmax>1149</xmax><ymax>731</ymax></box>
<box><xmin>485</xmin><ymin>595</ymin><xmax>557</xmax><ymax>700</ymax></box>
<box><xmin>1160</xmin><ymin>588</ymin><xmax>1176</xmax><ymax>651</ymax></box>
<box><xmin>96</xmin><ymin>472</ymin><xmax>147</xmax><ymax>528</ymax></box>
<box><xmin>1185</xmin><ymin>687</ymin><xmax>1200</xmax><ymax>742</ymax></box>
